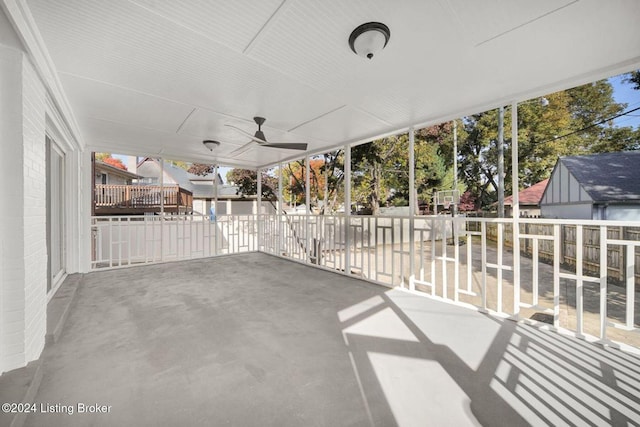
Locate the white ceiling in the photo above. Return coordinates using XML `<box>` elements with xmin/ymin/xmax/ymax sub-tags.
<box><xmin>22</xmin><ymin>0</ymin><xmax>640</xmax><ymax>169</ymax></box>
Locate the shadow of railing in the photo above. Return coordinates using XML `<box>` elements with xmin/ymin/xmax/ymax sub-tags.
<box><xmin>339</xmin><ymin>289</ymin><xmax>640</xmax><ymax>426</ymax></box>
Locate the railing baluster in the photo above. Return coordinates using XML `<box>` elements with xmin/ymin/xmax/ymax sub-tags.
<box><xmin>553</xmin><ymin>224</ymin><xmax>561</xmax><ymax>328</ymax></box>
<box><xmin>576</xmin><ymin>224</ymin><xmax>584</xmax><ymax>336</ymax></box>
<box><xmin>599</xmin><ymin>226</ymin><xmax>607</xmax><ymax>340</ymax></box>
<box><xmin>481</xmin><ymin>221</ymin><xmax>487</xmax><ymax>311</ymax></box>
<box><xmin>626</xmin><ymin>242</ymin><xmax>635</xmax><ymax>330</ymax></box>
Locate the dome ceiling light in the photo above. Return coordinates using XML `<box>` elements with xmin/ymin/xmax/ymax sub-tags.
<box><xmin>348</xmin><ymin>22</ymin><xmax>391</xmax><ymax>60</ymax></box>
<box><xmin>203</xmin><ymin>140</ymin><xmax>220</xmax><ymax>151</ymax></box>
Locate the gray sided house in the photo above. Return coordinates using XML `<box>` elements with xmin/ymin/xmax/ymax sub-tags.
<box><xmin>136</xmin><ymin>158</ymin><xmax>256</xmax><ymax>215</ymax></box>
<box><xmin>540</xmin><ymin>151</ymin><xmax>640</xmax><ymax>220</ymax></box>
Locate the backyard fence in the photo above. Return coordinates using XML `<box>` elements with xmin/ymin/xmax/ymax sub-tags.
<box><xmin>484</xmin><ymin>223</ymin><xmax>640</xmax><ymax>285</ymax></box>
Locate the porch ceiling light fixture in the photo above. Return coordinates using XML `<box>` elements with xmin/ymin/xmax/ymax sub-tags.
<box><xmin>203</xmin><ymin>140</ymin><xmax>220</xmax><ymax>151</ymax></box>
<box><xmin>349</xmin><ymin>22</ymin><xmax>391</xmax><ymax>60</ymax></box>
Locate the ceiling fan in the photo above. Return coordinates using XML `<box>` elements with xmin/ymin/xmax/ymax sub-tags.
<box><xmin>226</xmin><ymin>117</ymin><xmax>308</xmax><ymax>156</ymax></box>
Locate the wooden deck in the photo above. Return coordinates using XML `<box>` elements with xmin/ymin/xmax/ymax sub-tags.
<box><xmin>94</xmin><ymin>184</ymin><xmax>193</xmax><ymax>215</ymax></box>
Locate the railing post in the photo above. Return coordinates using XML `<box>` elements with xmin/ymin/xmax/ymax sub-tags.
<box><xmin>599</xmin><ymin>225</ymin><xmax>607</xmax><ymax>340</ymax></box>
<box><xmin>344</xmin><ymin>144</ymin><xmax>351</xmax><ymax>275</ymax></box>
<box><xmin>553</xmin><ymin>223</ymin><xmax>560</xmax><ymax>328</ymax></box>
<box><xmin>626</xmin><ymin>241</ymin><xmax>635</xmax><ymax>330</ymax></box>
<box><xmin>576</xmin><ymin>224</ymin><xmax>584</xmax><ymax>335</ymax></box>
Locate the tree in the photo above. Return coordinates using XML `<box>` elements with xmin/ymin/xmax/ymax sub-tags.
<box><xmin>351</xmin><ymin>137</ymin><xmax>402</xmax><ymax>215</ymax></box>
<box><xmin>624</xmin><ymin>70</ymin><xmax>640</xmax><ymax>91</ymax></box>
<box><xmin>226</xmin><ymin>169</ymin><xmax>277</xmax><ymax>201</ymax></box>
<box><xmin>95</xmin><ymin>153</ymin><xmax>127</xmax><ymax>170</ymax></box>
<box><xmin>224</xmin><ymin>151</ymin><xmax>345</xmax><ymax>215</ymax></box>
<box><xmin>456</xmin><ymin>79</ymin><xmax>632</xmax><ymax>210</ymax></box>
<box><xmin>168</xmin><ymin>160</ymin><xmax>189</xmax><ymax>170</ymax></box>
<box><xmin>188</xmin><ymin>163</ymin><xmax>215</xmax><ymax>176</ymax></box>
<box><xmin>280</xmin><ymin>152</ymin><xmax>345</xmax><ymax>214</ymax></box>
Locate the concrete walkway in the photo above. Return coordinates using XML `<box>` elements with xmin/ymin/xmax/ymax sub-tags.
<box><xmin>23</xmin><ymin>253</ymin><xmax>640</xmax><ymax>426</ymax></box>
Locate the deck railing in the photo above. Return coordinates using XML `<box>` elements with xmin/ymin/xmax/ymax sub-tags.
<box><xmin>94</xmin><ymin>184</ymin><xmax>193</xmax><ymax>211</ymax></box>
<box><xmin>90</xmin><ymin>213</ymin><xmax>640</xmax><ymax>350</ymax></box>
<box><xmin>91</xmin><ymin>214</ymin><xmax>257</xmax><ymax>269</ymax></box>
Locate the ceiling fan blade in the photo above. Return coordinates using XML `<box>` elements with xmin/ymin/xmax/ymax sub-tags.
<box><xmin>225</xmin><ymin>124</ymin><xmax>266</xmax><ymax>144</ymax></box>
<box><xmin>262</xmin><ymin>142</ymin><xmax>308</xmax><ymax>150</ymax></box>
<box><xmin>229</xmin><ymin>140</ymin><xmax>255</xmax><ymax>156</ymax></box>
<box><xmin>226</xmin><ymin>122</ymin><xmax>308</xmax><ymax>151</ymax></box>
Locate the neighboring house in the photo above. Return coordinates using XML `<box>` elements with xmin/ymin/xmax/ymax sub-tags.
<box><xmin>504</xmin><ymin>178</ymin><xmax>549</xmax><ymax>217</ymax></box>
<box><xmin>540</xmin><ymin>151</ymin><xmax>640</xmax><ymax>220</ymax></box>
<box><xmin>95</xmin><ymin>160</ymin><xmax>140</xmax><ymax>185</ymax></box>
<box><xmin>136</xmin><ymin>158</ymin><xmax>257</xmax><ymax>216</ymax></box>
<box><xmin>93</xmin><ymin>158</ymin><xmax>192</xmax><ymax>215</ymax></box>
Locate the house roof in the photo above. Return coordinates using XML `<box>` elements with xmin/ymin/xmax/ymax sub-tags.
<box><xmin>505</xmin><ymin>179</ymin><xmax>549</xmax><ymax>206</ymax></box>
<box><xmin>95</xmin><ymin>160</ymin><xmax>142</xmax><ymax>180</ymax></box>
<box><xmin>16</xmin><ymin>1</ymin><xmax>640</xmax><ymax>169</ymax></box>
<box><xmin>559</xmin><ymin>151</ymin><xmax>640</xmax><ymax>202</ymax></box>
<box><xmin>138</xmin><ymin>158</ymin><xmax>239</xmax><ymax>199</ymax></box>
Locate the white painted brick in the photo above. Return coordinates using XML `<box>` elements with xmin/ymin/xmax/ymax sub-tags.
<box><xmin>0</xmin><ymin>48</ymin><xmax>48</xmax><ymax>374</ymax></box>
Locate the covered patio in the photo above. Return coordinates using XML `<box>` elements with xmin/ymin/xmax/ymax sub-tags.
<box><xmin>1</xmin><ymin>1</ymin><xmax>640</xmax><ymax>426</ymax></box>
<box><xmin>24</xmin><ymin>254</ymin><xmax>640</xmax><ymax>426</ymax></box>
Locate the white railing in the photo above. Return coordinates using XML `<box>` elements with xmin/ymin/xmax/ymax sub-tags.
<box><xmin>266</xmin><ymin>214</ymin><xmax>640</xmax><ymax>350</ymax></box>
<box><xmin>90</xmin><ymin>212</ymin><xmax>640</xmax><ymax>349</ymax></box>
<box><xmin>91</xmin><ymin>214</ymin><xmax>257</xmax><ymax>269</ymax></box>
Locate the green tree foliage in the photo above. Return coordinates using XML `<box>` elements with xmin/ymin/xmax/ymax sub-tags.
<box><xmin>623</xmin><ymin>70</ymin><xmax>640</xmax><ymax>91</ymax></box>
<box><xmin>226</xmin><ymin>169</ymin><xmax>277</xmax><ymax>200</ymax></box>
<box><xmin>281</xmin><ymin>151</ymin><xmax>345</xmax><ymax>214</ymax></box>
<box><xmin>351</xmin><ymin>133</ymin><xmax>448</xmax><ymax>214</ymax></box>
<box><xmin>456</xmin><ymin>79</ymin><xmax>635</xmax><ymax>209</ymax></box>
<box><xmin>224</xmin><ymin>77</ymin><xmax>638</xmax><ymax>214</ymax></box>
<box><xmin>168</xmin><ymin>160</ymin><xmax>189</xmax><ymax>170</ymax></box>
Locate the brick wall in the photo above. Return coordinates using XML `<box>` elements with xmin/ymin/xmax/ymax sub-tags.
<box><xmin>0</xmin><ymin>46</ymin><xmax>47</xmax><ymax>373</ymax></box>
<box><xmin>22</xmin><ymin>57</ymin><xmax>47</xmax><ymax>363</ymax></box>
<box><xmin>0</xmin><ymin>45</ymin><xmax>27</xmax><ymax>374</ymax></box>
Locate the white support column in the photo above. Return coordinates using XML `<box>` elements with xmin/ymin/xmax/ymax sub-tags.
<box><xmin>278</xmin><ymin>163</ymin><xmax>283</xmax><ymax>256</ymax></box>
<box><xmin>257</xmin><ymin>168</ymin><xmax>262</xmax><ymax>251</ymax></box>
<box><xmin>344</xmin><ymin>145</ymin><xmax>351</xmax><ymax>275</ymax></box>
<box><xmin>80</xmin><ymin>150</ymin><xmax>93</xmax><ymax>273</ymax></box>
<box><xmin>453</xmin><ymin>120</ymin><xmax>458</xmax><ymax>191</ymax></box>
<box><xmin>498</xmin><ymin>106</ymin><xmax>505</xmax><ymax>218</ymax></box>
<box><xmin>214</xmin><ymin>164</ymin><xmax>219</xmax><ymax>254</ymax></box>
<box><xmin>409</xmin><ymin>128</ymin><xmax>416</xmax><ymax>291</ymax></box>
<box><xmin>511</xmin><ymin>101</ymin><xmax>521</xmax><ymax>318</ymax></box>
<box><xmin>160</xmin><ymin>157</ymin><xmax>164</xmax><ymax>261</ymax></box>
<box><xmin>305</xmin><ymin>156</ymin><xmax>311</xmax><ymax>263</ymax></box>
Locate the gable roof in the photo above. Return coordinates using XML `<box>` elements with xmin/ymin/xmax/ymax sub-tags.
<box><xmin>137</xmin><ymin>158</ymin><xmax>236</xmax><ymax>199</ymax></box>
<box><xmin>505</xmin><ymin>179</ymin><xmax>549</xmax><ymax>206</ymax></box>
<box><xmin>95</xmin><ymin>160</ymin><xmax>141</xmax><ymax>180</ymax></box>
<box><xmin>559</xmin><ymin>151</ymin><xmax>640</xmax><ymax>202</ymax></box>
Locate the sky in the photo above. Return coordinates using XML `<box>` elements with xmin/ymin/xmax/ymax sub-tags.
<box><xmin>609</xmin><ymin>73</ymin><xmax>640</xmax><ymax>128</ymax></box>
<box><xmin>113</xmin><ymin>71</ymin><xmax>639</xmax><ymax>183</ymax></box>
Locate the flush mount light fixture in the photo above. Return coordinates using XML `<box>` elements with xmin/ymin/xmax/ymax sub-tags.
<box><xmin>348</xmin><ymin>22</ymin><xmax>391</xmax><ymax>60</ymax></box>
<box><xmin>202</xmin><ymin>140</ymin><xmax>220</xmax><ymax>151</ymax></box>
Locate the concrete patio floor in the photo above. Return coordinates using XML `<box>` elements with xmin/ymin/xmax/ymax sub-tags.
<box><xmin>22</xmin><ymin>253</ymin><xmax>640</xmax><ymax>426</ymax></box>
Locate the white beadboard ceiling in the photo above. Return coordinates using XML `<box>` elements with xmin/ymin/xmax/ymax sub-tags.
<box><xmin>23</xmin><ymin>0</ymin><xmax>640</xmax><ymax>169</ymax></box>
